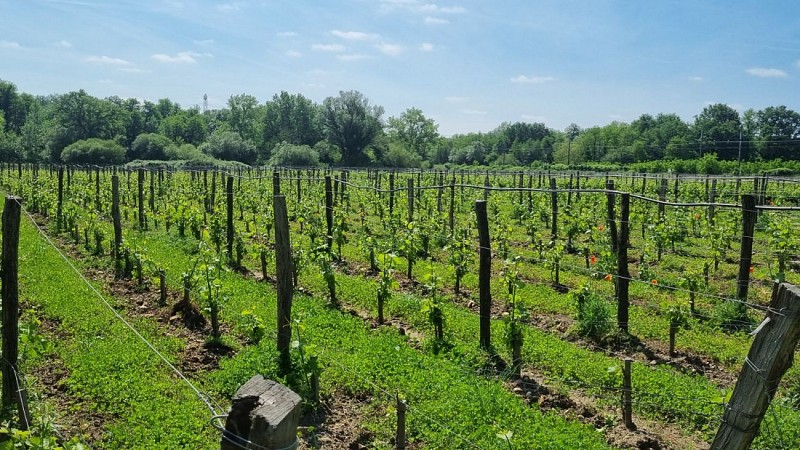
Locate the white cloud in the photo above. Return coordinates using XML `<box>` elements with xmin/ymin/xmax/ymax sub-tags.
<box><xmin>331</xmin><ymin>30</ymin><xmax>379</xmax><ymax>41</ymax></box>
<box><xmin>85</xmin><ymin>55</ymin><xmax>132</xmax><ymax>66</ymax></box>
<box><xmin>424</xmin><ymin>16</ymin><xmax>449</xmax><ymax>25</ymax></box>
<box><xmin>460</xmin><ymin>109</ymin><xmax>487</xmax><ymax>115</ymax></box>
<box><xmin>444</xmin><ymin>96</ymin><xmax>468</xmax><ymax>102</ymax></box>
<box><xmin>277</xmin><ymin>31</ymin><xmax>298</xmax><ymax>37</ymax></box>
<box><xmin>312</xmin><ymin>43</ymin><xmax>346</xmax><ymax>52</ymax></box>
<box><xmin>688</xmin><ymin>76</ymin><xmax>704</xmax><ymax>82</ymax></box>
<box><xmin>419</xmin><ymin>42</ymin><xmax>434</xmax><ymax>51</ymax></box>
<box><xmin>376</xmin><ymin>42</ymin><xmax>405</xmax><ymax>55</ymax></box>
<box><xmin>216</xmin><ymin>2</ymin><xmax>245</xmax><ymax>12</ymax></box>
<box><xmin>510</xmin><ymin>75</ymin><xmax>557</xmax><ymax>84</ymax></box>
<box><xmin>152</xmin><ymin>51</ymin><xmax>200</xmax><ymax>63</ymax></box>
<box><xmin>745</xmin><ymin>67</ymin><xmax>788</xmax><ymax>78</ymax></box>
<box><xmin>55</xmin><ymin>40</ymin><xmax>72</xmax><ymax>48</ymax></box>
<box><xmin>285</xmin><ymin>50</ymin><xmax>302</xmax><ymax>58</ymax></box>
<box><xmin>380</xmin><ymin>1</ymin><xmax>466</xmax><ymax>15</ymax></box>
<box><xmin>0</xmin><ymin>40</ymin><xmax>21</xmax><ymax>49</ymax></box>
<box><xmin>119</xmin><ymin>67</ymin><xmax>149</xmax><ymax>73</ymax></box>
<box><xmin>337</xmin><ymin>53</ymin><xmax>370</xmax><ymax>61</ymax></box>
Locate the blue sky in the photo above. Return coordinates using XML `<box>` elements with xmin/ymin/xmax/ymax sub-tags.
<box><xmin>1</xmin><ymin>0</ymin><xmax>799</xmax><ymax>136</ymax></box>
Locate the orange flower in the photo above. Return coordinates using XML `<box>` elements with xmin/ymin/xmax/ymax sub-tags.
<box><xmin>651</xmin><ymin>279</ymin><xmax>658</xmax><ymax>286</ymax></box>
<box><xmin>693</xmin><ymin>213</ymin><xmax>701</xmax><ymax>220</ymax></box>
<box><xmin>604</xmin><ymin>273</ymin><xmax>612</xmax><ymax>282</ymax></box>
<box><xmin>598</xmin><ymin>224</ymin><xmax>605</xmax><ymax>232</ymax></box>
<box><xmin>749</xmin><ymin>266</ymin><xmax>755</xmax><ymax>273</ymax></box>
<box><xmin>589</xmin><ymin>255</ymin><xmax>598</xmax><ymax>265</ymax></box>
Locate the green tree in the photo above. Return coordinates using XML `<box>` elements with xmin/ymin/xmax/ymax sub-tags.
<box><xmin>693</xmin><ymin>103</ymin><xmax>743</xmax><ymax>160</ymax></box>
<box><xmin>160</xmin><ymin>109</ymin><xmax>208</xmax><ymax>145</ymax></box>
<box><xmin>263</xmin><ymin>91</ymin><xmax>323</xmax><ymax>158</ymax></box>
<box><xmin>755</xmin><ymin>105</ymin><xmax>800</xmax><ymax>160</ymax></box>
<box><xmin>130</xmin><ymin>133</ymin><xmax>175</xmax><ymax>160</ymax></box>
<box><xmin>322</xmin><ymin>90</ymin><xmax>384</xmax><ymax>166</ymax></box>
<box><xmin>60</xmin><ymin>138</ymin><xmax>125</xmax><ymax>164</ymax></box>
<box><xmin>226</xmin><ymin>93</ymin><xmax>264</xmax><ymax>146</ymax></box>
<box><xmin>386</xmin><ymin>107</ymin><xmax>439</xmax><ymax>159</ymax></box>
<box><xmin>267</xmin><ymin>142</ymin><xmax>320</xmax><ymax>166</ymax></box>
<box><xmin>201</xmin><ymin>130</ymin><xmax>257</xmax><ymax>164</ymax></box>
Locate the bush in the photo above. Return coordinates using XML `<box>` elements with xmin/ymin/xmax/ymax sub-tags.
<box><xmin>381</xmin><ymin>143</ymin><xmax>421</xmax><ymax>168</ymax></box>
<box><xmin>572</xmin><ymin>285</ymin><xmax>613</xmax><ymax>341</ymax></box>
<box><xmin>268</xmin><ymin>142</ymin><xmax>320</xmax><ymax>167</ymax></box>
<box><xmin>165</xmin><ymin>143</ymin><xmax>214</xmax><ymax>162</ymax></box>
<box><xmin>60</xmin><ymin>138</ymin><xmax>125</xmax><ymax>165</ymax></box>
<box><xmin>200</xmin><ymin>131</ymin><xmax>257</xmax><ymax>164</ymax></box>
<box><xmin>130</xmin><ymin>133</ymin><xmax>174</xmax><ymax>160</ymax></box>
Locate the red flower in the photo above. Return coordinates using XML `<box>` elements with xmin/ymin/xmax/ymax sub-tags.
<box><xmin>749</xmin><ymin>266</ymin><xmax>755</xmax><ymax>273</ymax></box>
<box><xmin>651</xmin><ymin>279</ymin><xmax>658</xmax><ymax>286</ymax></box>
<box><xmin>598</xmin><ymin>224</ymin><xmax>605</xmax><ymax>232</ymax></box>
<box><xmin>604</xmin><ymin>273</ymin><xmax>612</xmax><ymax>282</ymax></box>
<box><xmin>589</xmin><ymin>255</ymin><xmax>598</xmax><ymax>265</ymax></box>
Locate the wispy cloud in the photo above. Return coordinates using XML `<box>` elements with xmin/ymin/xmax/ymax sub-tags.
<box><xmin>0</xmin><ymin>40</ymin><xmax>21</xmax><ymax>49</ymax></box>
<box><xmin>85</xmin><ymin>55</ymin><xmax>132</xmax><ymax>66</ymax></box>
<box><xmin>152</xmin><ymin>51</ymin><xmax>201</xmax><ymax>63</ymax></box>
<box><xmin>376</xmin><ymin>42</ymin><xmax>405</xmax><ymax>55</ymax></box>
<box><xmin>424</xmin><ymin>16</ymin><xmax>449</xmax><ymax>25</ymax></box>
<box><xmin>54</xmin><ymin>40</ymin><xmax>73</xmax><ymax>48</ymax></box>
<box><xmin>285</xmin><ymin>50</ymin><xmax>302</xmax><ymax>58</ymax></box>
<box><xmin>331</xmin><ymin>30</ymin><xmax>379</xmax><ymax>41</ymax></box>
<box><xmin>745</xmin><ymin>67</ymin><xmax>788</xmax><ymax>78</ymax></box>
<box><xmin>216</xmin><ymin>2</ymin><xmax>245</xmax><ymax>12</ymax></box>
<box><xmin>312</xmin><ymin>43</ymin><xmax>346</xmax><ymax>52</ymax></box>
<box><xmin>338</xmin><ymin>53</ymin><xmax>370</xmax><ymax>61</ymax></box>
<box><xmin>380</xmin><ymin>0</ymin><xmax>466</xmax><ymax>15</ymax></box>
<box><xmin>511</xmin><ymin>75</ymin><xmax>557</xmax><ymax>84</ymax></box>
<box><xmin>419</xmin><ymin>42</ymin><xmax>434</xmax><ymax>52</ymax></box>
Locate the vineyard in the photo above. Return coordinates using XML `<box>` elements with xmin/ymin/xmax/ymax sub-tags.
<box><xmin>0</xmin><ymin>165</ymin><xmax>799</xmax><ymax>449</ymax></box>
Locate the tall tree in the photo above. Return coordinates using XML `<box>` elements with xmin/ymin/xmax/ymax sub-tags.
<box><xmin>226</xmin><ymin>93</ymin><xmax>264</xmax><ymax>146</ymax></box>
<box><xmin>262</xmin><ymin>91</ymin><xmax>322</xmax><ymax>157</ymax></box>
<box><xmin>386</xmin><ymin>107</ymin><xmax>439</xmax><ymax>159</ymax></box>
<box><xmin>322</xmin><ymin>90</ymin><xmax>384</xmax><ymax>166</ymax></box>
<box><xmin>755</xmin><ymin>105</ymin><xmax>800</xmax><ymax>160</ymax></box>
<box><xmin>694</xmin><ymin>103</ymin><xmax>743</xmax><ymax>160</ymax></box>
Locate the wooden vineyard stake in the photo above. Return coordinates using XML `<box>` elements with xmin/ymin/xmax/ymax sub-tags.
<box><xmin>325</xmin><ymin>176</ymin><xmax>333</xmax><ymax>254</ymax></box>
<box><xmin>476</xmin><ymin>200</ymin><xmax>492</xmax><ymax>352</ymax></box>
<box><xmin>137</xmin><ymin>168</ymin><xmax>145</xmax><ymax>230</ymax></box>
<box><xmin>711</xmin><ymin>283</ymin><xmax>800</xmax><ymax>449</ymax></box>
<box><xmin>549</xmin><ymin>177</ymin><xmax>558</xmax><ymax>239</ymax></box>
<box><xmin>274</xmin><ymin>195</ymin><xmax>293</xmax><ymax>374</ymax></box>
<box><xmin>449</xmin><ymin>176</ymin><xmax>455</xmax><ymax>233</ymax></box>
<box><xmin>617</xmin><ymin>193</ymin><xmax>630</xmax><ymax>333</ymax></box>
<box><xmin>396</xmin><ymin>395</ymin><xmax>407</xmax><ymax>450</ymax></box>
<box><xmin>226</xmin><ymin>176</ymin><xmax>234</xmax><ymax>263</ymax></box>
<box><xmin>407</xmin><ymin>178</ymin><xmax>414</xmax><ymax>223</ymax></box>
<box><xmin>56</xmin><ymin>166</ymin><xmax>64</xmax><ymax>233</ymax></box>
<box><xmin>606</xmin><ymin>180</ymin><xmax>618</xmax><ymax>254</ymax></box>
<box><xmin>2</xmin><ymin>196</ymin><xmax>29</xmax><ymax>429</ymax></box>
<box><xmin>622</xmin><ymin>358</ymin><xmax>634</xmax><ymax>430</ymax></box>
<box><xmin>388</xmin><ymin>171</ymin><xmax>395</xmax><ymax>216</ymax></box>
<box><xmin>737</xmin><ymin>195</ymin><xmax>756</xmax><ymax>303</ymax></box>
<box><xmin>112</xmin><ymin>173</ymin><xmax>123</xmax><ymax>277</ymax></box>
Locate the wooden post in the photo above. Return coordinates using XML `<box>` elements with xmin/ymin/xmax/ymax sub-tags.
<box><xmin>622</xmin><ymin>358</ymin><xmax>635</xmax><ymax>430</ymax></box>
<box><xmin>737</xmin><ymin>195</ymin><xmax>757</xmax><ymax>302</ymax></box>
<box><xmin>210</xmin><ymin>171</ymin><xmax>217</xmax><ymax>213</ymax></box>
<box><xmin>95</xmin><ymin>167</ymin><xmax>101</xmax><ymax>212</ymax></box>
<box><xmin>112</xmin><ymin>174</ymin><xmax>123</xmax><ymax>277</ymax></box>
<box><xmin>449</xmin><ymin>176</ymin><xmax>455</xmax><ymax>234</ymax></box>
<box><xmin>606</xmin><ymin>180</ymin><xmax>618</xmax><ymax>254</ymax></box>
<box><xmin>388</xmin><ymin>172</ymin><xmax>395</xmax><ymax>216</ymax></box>
<box><xmin>274</xmin><ymin>195</ymin><xmax>293</xmax><ymax>374</ymax></box>
<box><xmin>2</xmin><ymin>196</ymin><xmax>28</xmax><ymax>429</ymax></box>
<box><xmin>549</xmin><ymin>177</ymin><xmax>558</xmax><ymax>239</ymax></box>
<box><xmin>407</xmin><ymin>178</ymin><xmax>414</xmax><ymax>223</ymax></box>
<box><xmin>158</xmin><ymin>270</ymin><xmax>167</xmax><ymax>306</ymax></box>
<box><xmin>475</xmin><ymin>200</ymin><xmax>492</xmax><ymax>352</ymax></box>
<box><xmin>310</xmin><ymin>356</ymin><xmax>320</xmax><ymax>405</ymax></box>
<box><xmin>483</xmin><ymin>173</ymin><xmax>490</xmax><ymax>200</ymax></box>
<box><xmin>709</xmin><ymin>178</ymin><xmax>717</xmax><ymax>225</ymax></box>
<box><xmin>617</xmin><ymin>193</ymin><xmax>630</xmax><ymax>333</ymax></box>
<box><xmin>56</xmin><ymin>166</ymin><xmax>64</xmax><ymax>233</ymax></box>
<box><xmin>711</xmin><ymin>283</ymin><xmax>800</xmax><ymax>449</ymax></box>
<box><xmin>226</xmin><ymin>176</ymin><xmax>234</xmax><ymax>263</ymax></box>
<box><xmin>658</xmin><ymin>178</ymin><xmax>667</xmax><ymax>220</ymax></box>
<box><xmin>138</xmin><ymin>168</ymin><xmax>145</xmax><ymax>230</ymax></box>
<box><xmin>437</xmin><ymin>172</ymin><xmax>443</xmax><ymax>213</ymax></box>
<box><xmin>273</xmin><ymin>170</ymin><xmax>281</xmax><ymax>195</ymax></box>
<box><xmin>324</xmin><ymin>176</ymin><xmax>333</xmax><ymax>254</ymax></box>
<box><xmin>396</xmin><ymin>395</ymin><xmax>407</xmax><ymax>450</ymax></box>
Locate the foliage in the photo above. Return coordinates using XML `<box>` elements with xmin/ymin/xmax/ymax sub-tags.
<box><xmin>267</xmin><ymin>142</ymin><xmax>320</xmax><ymax>167</ymax></box>
<box><xmin>571</xmin><ymin>285</ymin><xmax>612</xmax><ymax>341</ymax></box>
<box><xmin>200</xmin><ymin>130</ymin><xmax>257</xmax><ymax>164</ymax></box>
<box><xmin>130</xmin><ymin>132</ymin><xmax>174</xmax><ymax>161</ymax></box>
<box><xmin>322</xmin><ymin>90</ymin><xmax>384</xmax><ymax>166</ymax></box>
<box><xmin>60</xmin><ymin>138</ymin><xmax>125</xmax><ymax>164</ymax></box>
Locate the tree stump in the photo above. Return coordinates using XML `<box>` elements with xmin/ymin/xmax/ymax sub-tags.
<box><xmin>221</xmin><ymin>375</ymin><xmax>301</xmax><ymax>450</ymax></box>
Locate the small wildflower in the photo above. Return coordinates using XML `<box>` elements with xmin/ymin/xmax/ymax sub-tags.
<box><xmin>590</xmin><ymin>255</ymin><xmax>598</xmax><ymax>265</ymax></box>
<box><xmin>651</xmin><ymin>279</ymin><xmax>658</xmax><ymax>286</ymax></box>
<box><xmin>598</xmin><ymin>224</ymin><xmax>605</xmax><ymax>232</ymax></box>
<box><xmin>749</xmin><ymin>266</ymin><xmax>755</xmax><ymax>273</ymax></box>
<box><xmin>604</xmin><ymin>273</ymin><xmax>612</xmax><ymax>282</ymax></box>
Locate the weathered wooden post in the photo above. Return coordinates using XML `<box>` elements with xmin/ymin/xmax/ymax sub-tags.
<box><xmin>221</xmin><ymin>376</ymin><xmax>301</xmax><ymax>450</ymax></box>
<box><xmin>476</xmin><ymin>200</ymin><xmax>492</xmax><ymax>352</ymax></box>
<box><xmin>226</xmin><ymin>176</ymin><xmax>235</xmax><ymax>263</ymax></box>
<box><xmin>2</xmin><ymin>196</ymin><xmax>28</xmax><ymax>430</ymax></box>
<box><xmin>324</xmin><ymin>176</ymin><xmax>333</xmax><ymax>254</ymax></box>
<box><xmin>407</xmin><ymin>178</ymin><xmax>414</xmax><ymax>223</ymax></box>
<box><xmin>449</xmin><ymin>176</ymin><xmax>456</xmax><ymax>234</ymax></box>
<box><xmin>396</xmin><ymin>395</ymin><xmax>407</xmax><ymax>450</ymax></box>
<box><xmin>622</xmin><ymin>358</ymin><xmax>634</xmax><ymax>430</ymax></box>
<box><xmin>388</xmin><ymin>172</ymin><xmax>395</xmax><ymax>216</ymax></box>
<box><xmin>737</xmin><ymin>195</ymin><xmax>757</xmax><ymax>303</ymax></box>
<box><xmin>617</xmin><ymin>193</ymin><xmax>630</xmax><ymax>333</ymax></box>
<box><xmin>549</xmin><ymin>177</ymin><xmax>558</xmax><ymax>239</ymax></box>
<box><xmin>606</xmin><ymin>180</ymin><xmax>618</xmax><ymax>254</ymax></box>
<box><xmin>112</xmin><ymin>173</ymin><xmax>123</xmax><ymax>277</ymax></box>
<box><xmin>56</xmin><ymin>166</ymin><xmax>64</xmax><ymax>233</ymax></box>
<box><xmin>274</xmin><ymin>195</ymin><xmax>293</xmax><ymax>374</ymax></box>
<box><xmin>138</xmin><ymin>168</ymin><xmax>145</xmax><ymax>230</ymax></box>
<box><xmin>711</xmin><ymin>283</ymin><xmax>800</xmax><ymax>449</ymax></box>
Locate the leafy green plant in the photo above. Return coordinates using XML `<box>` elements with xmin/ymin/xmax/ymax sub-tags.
<box><xmin>376</xmin><ymin>253</ymin><xmax>398</xmax><ymax>324</ymax></box>
<box><xmin>572</xmin><ymin>285</ymin><xmax>612</xmax><ymax>341</ymax></box>
<box><xmin>421</xmin><ymin>262</ymin><xmax>445</xmax><ymax>341</ymax></box>
<box><xmin>501</xmin><ymin>257</ymin><xmax>527</xmax><ymax>377</ymax></box>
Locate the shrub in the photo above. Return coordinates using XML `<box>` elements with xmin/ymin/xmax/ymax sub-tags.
<box><xmin>60</xmin><ymin>138</ymin><xmax>125</xmax><ymax>165</ymax></box>
<box><xmin>200</xmin><ymin>131</ymin><xmax>257</xmax><ymax>164</ymax></box>
<box><xmin>572</xmin><ymin>285</ymin><xmax>612</xmax><ymax>341</ymax></box>
<box><xmin>268</xmin><ymin>142</ymin><xmax>320</xmax><ymax>167</ymax></box>
<box><xmin>130</xmin><ymin>133</ymin><xmax>174</xmax><ymax>160</ymax></box>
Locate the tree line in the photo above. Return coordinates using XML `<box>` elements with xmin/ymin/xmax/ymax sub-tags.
<box><xmin>1</xmin><ymin>78</ymin><xmax>799</xmax><ymax>169</ymax></box>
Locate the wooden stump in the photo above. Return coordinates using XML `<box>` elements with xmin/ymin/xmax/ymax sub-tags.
<box><xmin>221</xmin><ymin>376</ymin><xmax>301</xmax><ymax>450</ymax></box>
